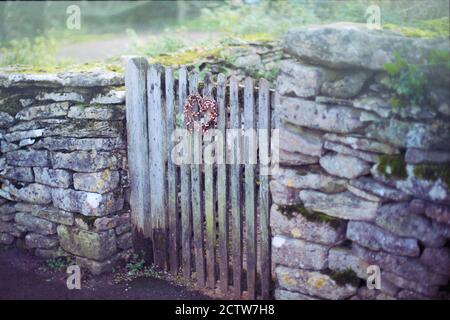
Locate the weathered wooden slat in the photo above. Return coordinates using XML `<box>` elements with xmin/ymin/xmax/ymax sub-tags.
<box><xmin>178</xmin><ymin>66</ymin><xmax>192</xmax><ymax>278</ymax></box>
<box><xmin>189</xmin><ymin>70</ymin><xmax>205</xmax><ymax>287</ymax></box>
<box><xmin>229</xmin><ymin>76</ymin><xmax>242</xmax><ymax>299</ymax></box>
<box><xmin>125</xmin><ymin>57</ymin><xmax>153</xmax><ymax>261</ymax></box>
<box><xmin>203</xmin><ymin>73</ymin><xmax>216</xmax><ymax>289</ymax></box>
<box><xmin>258</xmin><ymin>78</ymin><xmax>271</xmax><ymax>300</ymax></box>
<box><xmin>165</xmin><ymin>67</ymin><xmax>179</xmax><ymax>274</ymax></box>
<box><xmin>147</xmin><ymin>65</ymin><xmax>168</xmax><ymax>270</ymax></box>
<box><xmin>216</xmin><ymin>73</ymin><xmax>228</xmax><ymax>294</ymax></box>
<box><xmin>244</xmin><ymin>77</ymin><xmax>257</xmax><ymax>300</ymax></box>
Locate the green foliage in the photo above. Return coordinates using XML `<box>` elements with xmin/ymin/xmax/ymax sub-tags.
<box><xmin>127</xmin><ymin>29</ymin><xmax>186</xmax><ymax>58</ymax></box>
<box><xmin>429</xmin><ymin>50</ymin><xmax>450</xmax><ymax>71</ymax></box>
<box><xmin>185</xmin><ymin>0</ymin><xmax>449</xmax><ymax>37</ymax></box>
<box><xmin>46</xmin><ymin>257</ymin><xmax>73</xmax><ymax>272</ymax></box>
<box><xmin>0</xmin><ymin>35</ymin><xmax>70</xmax><ymax>67</ymax></box>
<box><xmin>245</xmin><ymin>66</ymin><xmax>280</xmax><ymax>83</ymax></box>
<box><xmin>383</xmin><ymin>48</ymin><xmax>449</xmax><ymax>108</ymax></box>
<box><xmin>383</xmin><ymin>52</ymin><xmax>426</xmax><ymax>107</ymax></box>
<box><xmin>184</xmin><ymin>0</ymin><xmax>320</xmax><ymax>36</ymax></box>
<box><xmin>126</xmin><ymin>254</ymin><xmax>146</xmax><ymax>276</ymax></box>
<box><xmin>125</xmin><ymin>252</ymin><xmax>161</xmax><ymax>278</ymax></box>
<box><xmin>416</xmin><ymin>17</ymin><xmax>450</xmax><ymax>37</ymax></box>
<box><xmin>1</xmin><ymin>0</ymin><xmax>448</xmax><ymax>72</ymax></box>
<box><xmin>383</xmin><ymin>18</ymin><xmax>450</xmax><ymax>38</ymax></box>
<box><xmin>413</xmin><ymin>164</ymin><xmax>450</xmax><ymax>187</ymax></box>
<box><xmin>377</xmin><ymin>155</ymin><xmax>407</xmax><ymax>180</ymax></box>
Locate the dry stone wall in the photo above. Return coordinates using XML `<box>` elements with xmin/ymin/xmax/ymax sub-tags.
<box><xmin>272</xmin><ymin>23</ymin><xmax>450</xmax><ymax>300</ymax></box>
<box><xmin>0</xmin><ymin>70</ymin><xmax>132</xmax><ymax>275</ymax></box>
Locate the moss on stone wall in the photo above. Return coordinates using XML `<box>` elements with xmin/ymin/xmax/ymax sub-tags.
<box><xmin>324</xmin><ymin>269</ymin><xmax>360</xmax><ymax>287</ymax></box>
<box><xmin>149</xmin><ymin>48</ymin><xmax>223</xmax><ymax>66</ymax></box>
<box><xmin>79</xmin><ymin>215</ymin><xmax>97</xmax><ymax>228</ymax></box>
<box><xmin>377</xmin><ymin>154</ymin><xmax>407</xmax><ymax>180</ymax></box>
<box><xmin>278</xmin><ymin>204</ymin><xmax>341</xmax><ymax>229</ymax></box>
<box><xmin>235</xmin><ymin>33</ymin><xmax>275</xmax><ymax>43</ymax></box>
<box><xmin>0</xmin><ymin>103</ymin><xmax>22</xmax><ymax>116</ymax></box>
<box><xmin>1</xmin><ymin>62</ymin><xmax>124</xmax><ymax>75</ymax></box>
<box><xmin>414</xmin><ymin>164</ymin><xmax>450</xmax><ymax>187</ymax></box>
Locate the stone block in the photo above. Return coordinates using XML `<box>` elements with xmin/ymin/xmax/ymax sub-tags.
<box><xmin>346</xmin><ymin>221</ymin><xmax>420</xmax><ymax>257</ymax></box>
<box><xmin>273</xmin><ymin>167</ymin><xmax>347</xmax><ymax>194</ymax></box>
<box><xmin>36</xmin><ymin>92</ymin><xmax>85</xmax><ymax>103</ymax></box>
<box><xmin>14</xmin><ymin>212</ymin><xmax>56</xmax><ymax>235</ymax></box>
<box><xmin>274</xmin><ymin>289</ymin><xmax>318</xmax><ymax>300</ymax></box>
<box><xmin>275</xmin><ymin>265</ymin><xmax>357</xmax><ymax>300</ymax></box>
<box><xmin>117</xmin><ymin>232</ymin><xmax>132</xmax><ymax>249</ymax></box>
<box><xmin>51</xmin><ymin>150</ymin><xmax>122</xmax><ymax>172</ymax></box>
<box><xmin>299</xmin><ymin>190</ymin><xmax>379</xmax><ymax>221</ymax></box>
<box><xmin>272</xmin><ymin>235</ymin><xmax>329</xmax><ymax>270</ymax></box>
<box><xmin>15</xmin><ymin>204</ymin><xmax>74</xmax><ymax>226</ymax></box>
<box><xmin>319</xmin><ymin>153</ymin><xmax>371</xmax><ymax>179</ymax></box>
<box><xmin>24</xmin><ymin>233</ymin><xmax>58</xmax><ymax>249</ymax></box>
<box><xmin>33</xmin><ymin>167</ymin><xmax>72</xmax><ymax>188</ymax></box>
<box><xmin>33</xmin><ymin>137</ymin><xmax>125</xmax><ymax>151</ymax></box>
<box><xmin>328</xmin><ymin>247</ymin><xmax>369</xmax><ymax>279</ymax></box>
<box><xmin>280</xmin><ymin>97</ymin><xmax>373</xmax><ymax>134</ymax></box>
<box><xmin>15</xmin><ymin>102</ymin><xmax>69</xmax><ymax>120</ymax></box>
<box><xmin>51</xmin><ymin>188</ymin><xmax>124</xmax><ymax>216</ymax></box>
<box><xmin>68</xmin><ymin>105</ymin><xmax>125</xmax><ymax>120</ymax></box>
<box><xmin>323</xmin><ymin>141</ymin><xmax>379</xmax><ymax>163</ymax></box>
<box><xmin>420</xmin><ymin>247</ymin><xmax>450</xmax><ymax>276</ymax></box>
<box><xmin>279</xmin><ymin>125</ymin><xmax>323</xmax><ymax>157</ymax></box>
<box><xmin>73</xmin><ymin>169</ymin><xmax>120</xmax><ymax>194</ymax></box>
<box><xmin>270</xmin><ymin>180</ymin><xmax>301</xmax><ymax>206</ymax></box>
<box><xmin>57</xmin><ymin>225</ymin><xmax>116</xmax><ymax>260</ymax></box>
<box><xmin>0</xmin><ymin>167</ymin><xmax>34</xmax><ymax>182</ymax></box>
<box><xmin>75</xmin><ymin>254</ymin><xmax>120</xmax><ymax>275</ymax></box>
<box><xmin>6</xmin><ymin>149</ymin><xmax>49</xmax><ymax>167</ymax></box>
<box><xmin>90</xmin><ymin>90</ymin><xmax>125</xmax><ymax>105</ymax></box>
<box><xmin>323</xmin><ymin>133</ymin><xmax>399</xmax><ymax>155</ymax></box>
<box><xmin>8</xmin><ymin>183</ymin><xmax>52</xmax><ymax>205</ymax></box>
<box><xmin>0</xmin><ymin>233</ymin><xmax>14</xmax><ymax>245</ymax></box>
<box><xmin>270</xmin><ymin>204</ymin><xmax>346</xmax><ymax>245</ymax></box>
<box><xmin>375</xmin><ymin>203</ymin><xmax>446</xmax><ymax>247</ymax></box>
<box><xmin>352</xmin><ymin>243</ymin><xmax>448</xmax><ymax>286</ymax></box>
<box><xmin>349</xmin><ymin>177</ymin><xmax>410</xmax><ymax>202</ymax></box>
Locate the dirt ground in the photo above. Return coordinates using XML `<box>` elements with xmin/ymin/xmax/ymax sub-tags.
<box><xmin>0</xmin><ymin>246</ymin><xmax>210</xmax><ymax>300</ymax></box>
<box><xmin>56</xmin><ymin>31</ymin><xmax>221</xmax><ymax>64</ymax></box>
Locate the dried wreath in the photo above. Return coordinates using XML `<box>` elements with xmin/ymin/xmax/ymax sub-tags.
<box><xmin>183</xmin><ymin>93</ymin><xmax>218</xmax><ymax>133</ymax></box>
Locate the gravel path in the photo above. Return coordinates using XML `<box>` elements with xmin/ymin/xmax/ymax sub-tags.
<box><xmin>0</xmin><ymin>246</ymin><xmax>209</xmax><ymax>300</ymax></box>
<box><xmin>56</xmin><ymin>31</ymin><xmax>221</xmax><ymax>64</ymax></box>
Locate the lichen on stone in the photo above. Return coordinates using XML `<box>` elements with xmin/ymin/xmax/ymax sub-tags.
<box><xmin>377</xmin><ymin>154</ymin><xmax>407</xmax><ymax>180</ymax></box>
<box><xmin>413</xmin><ymin>164</ymin><xmax>450</xmax><ymax>187</ymax></box>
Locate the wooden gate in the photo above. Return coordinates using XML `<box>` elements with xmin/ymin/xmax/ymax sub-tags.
<box><xmin>125</xmin><ymin>57</ymin><xmax>275</xmax><ymax>299</ymax></box>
